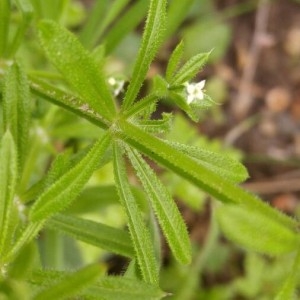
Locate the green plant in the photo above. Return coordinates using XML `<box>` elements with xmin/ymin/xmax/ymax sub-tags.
<box><xmin>0</xmin><ymin>0</ymin><xmax>299</xmax><ymax>299</ymax></box>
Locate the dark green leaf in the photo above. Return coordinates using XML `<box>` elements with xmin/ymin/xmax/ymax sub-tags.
<box><xmin>47</xmin><ymin>214</ymin><xmax>134</xmax><ymax>258</ymax></box>
<box><xmin>0</xmin><ymin>0</ymin><xmax>10</xmax><ymax>57</ymax></box>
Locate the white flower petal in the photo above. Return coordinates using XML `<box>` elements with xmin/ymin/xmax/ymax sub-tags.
<box><xmin>196</xmin><ymin>80</ymin><xmax>206</xmax><ymax>89</ymax></box>
<box><xmin>187</xmin><ymin>94</ymin><xmax>194</xmax><ymax>104</ymax></box>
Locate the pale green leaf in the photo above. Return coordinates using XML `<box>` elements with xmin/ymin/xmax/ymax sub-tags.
<box><xmin>113</xmin><ymin>143</ymin><xmax>159</xmax><ymax>285</ymax></box>
<box><xmin>165</xmin><ymin>41</ymin><xmax>184</xmax><ymax>82</ymax></box>
<box><xmin>166</xmin><ymin>141</ymin><xmax>248</xmax><ymax>183</ymax></box>
<box><xmin>0</xmin><ymin>131</ymin><xmax>18</xmax><ymax>256</ymax></box>
<box><xmin>117</xmin><ymin>120</ymin><xmax>298</xmax><ymax>231</ymax></box>
<box><xmin>29</xmin><ymin>133</ymin><xmax>111</xmax><ymax>222</ymax></box>
<box><xmin>33</xmin><ymin>264</ymin><xmax>105</xmax><ymax>300</ymax></box>
<box><xmin>126</xmin><ymin>146</ymin><xmax>191</xmax><ymax>264</ymax></box>
<box><xmin>122</xmin><ymin>0</ymin><xmax>167</xmax><ymax>110</ymax></box>
<box><xmin>170</xmin><ymin>51</ymin><xmax>211</xmax><ymax>86</ymax></box>
<box><xmin>275</xmin><ymin>250</ymin><xmax>300</xmax><ymax>300</ymax></box>
<box><xmin>3</xmin><ymin>62</ymin><xmax>31</xmax><ymax>171</ymax></box>
<box><xmin>38</xmin><ymin>20</ymin><xmax>116</xmax><ymax>121</ymax></box>
<box><xmin>47</xmin><ymin>214</ymin><xmax>134</xmax><ymax>258</ymax></box>
<box><xmin>85</xmin><ymin>276</ymin><xmax>166</xmax><ymax>300</ymax></box>
<box><xmin>217</xmin><ymin>204</ymin><xmax>300</xmax><ymax>255</ymax></box>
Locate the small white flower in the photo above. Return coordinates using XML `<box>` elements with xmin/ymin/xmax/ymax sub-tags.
<box><xmin>108</xmin><ymin>76</ymin><xmax>125</xmax><ymax>96</ymax></box>
<box><xmin>185</xmin><ymin>80</ymin><xmax>206</xmax><ymax>104</ymax></box>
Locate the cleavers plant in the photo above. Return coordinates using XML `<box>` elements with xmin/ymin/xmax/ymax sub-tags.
<box><xmin>0</xmin><ymin>0</ymin><xmax>299</xmax><ymax>299</ymax></box>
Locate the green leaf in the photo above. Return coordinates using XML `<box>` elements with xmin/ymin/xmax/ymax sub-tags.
<box><xmin>3</xmin><ymin>62</ymin><xmax>31</xmax><ymax>172</ymax></box>
<box><xmin>275</xmin><ymin>250</ymin><xmax>300</xmax><ymax>300</ymax></box>
<box><xmin>165</xmin><ymin>0</ymin><xmax>194</xmax><ymax>39</ymax></box>
<box><xmin>113</xmin><ymin>143</ymin><xmax>159</xmax><ymax>285</ymax></box>
<box><xmin>80</xmin><ymin>0</ymin><xmax>135</xmax><ymax>49</ymax></box>
<box><xmin>166</xmin><ymin>141</ymin><xmax>248</xmax><ymax>183</ymax></box>
<box><xmin>29</xmin><ymin>133</ymin><xmax>111</xmax><ymax>222</ymax></box>
<box><xmin>126</xmin><ymin>147</ymin><xmax>191</xmax><ymax>264</ymax></box>
<box><xmin>43</xmin><ymin>150</ymin><xmax>71</xmax><ymax>191</ymax></box>
<box><xmin>38</xmin><ymin>20</ymin><xmax>116</xmax><ymax>121</ymax></box>
<box><xmin>117</xmin><ymin>120</ymin><xmax>298</xmax><ymax>231</ymax></box>
<box><xmin>79</xmin><ymin>0</ymin><xmax>110</xmax><ymax>48</ymax></box>
<box><xmin>33</xmin><ymin>264</ymin><xmax>105</xmax><ymax>300</ymax></box>
<box><xmin>8</xmin><ymin>0</ymin><xmax>34</xmax><ymax>56</ymax></box>
<box><xmin>85</xmin><ymin>276</ymin><xmax>166</xmax><ymax>300</ymax></box>
<box><xmin>104</xmin><ymin>0</ymin><xmax>149</xmax><ymax>54</ymax></box>
<box><xmin>170</xmin><ymin>51</ymin><xmax>210</xmax><ymax>86</ymax></box>
<box><xmin>47</xmin><ymin>214</ymin><xmax>134</xmax><ymax>258</ymax></box>
<box><xmin>29</xmin><ymin>77</ymin><xmax>110</xmax><ymax>129</ymax></box>
<box><xmin>137</xmin><ymin>113</ymin><xmax>173</xmax><ymax>134</ymax></box>
<box><xmin>123</xmin><ymin>93</ymin><xmax>159</xmax><ymax>118</ymax></box>
<box><xmin>216</xmin><ymin>204</ymin><xmax>300</xmax><ymax>255</ymax></box>
<box><xmin>0</xmin><ymin>131</ymin><xmax>18</xmax><ymax>257</ymax></box>
<box><xmin>122</xmin><ymin>0</ymin><xmax>167</xmax><ymax>110</ymax></box>
<box><xmin>165</xmin><ymin>41</ymin><xmax>184</xmax><ymax>82</ymax></box>
<box><xmin>0</xmin><ymin>0</ymin><xmax>10</xmax><ymax>57</ymax></box>
<box><xmin>68</xmin><ymin>185</ymin><xmax>119</xmax><ymax>214</ymax></box>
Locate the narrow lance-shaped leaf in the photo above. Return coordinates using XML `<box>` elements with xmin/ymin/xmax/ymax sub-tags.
<box><xmin>38</xmin><ymin>20</ymin><xmax>116</xmax><ymax>121</ymax></box>
<box><xmin>126</xmin><ymin>146</ymin><xmax>191</xmax><ymax>264</ymax></box>
<box><xmin>104</xmin><ymin>0</ymin><xmax>149</xmax><ymax>54</ymax></box>
<box><xmin>3</xmin><ymin>62</ymin><xmax>31</xmax><ymax>172</ymax></box>
<box><xmin>170</xmin><ymin>51</ymin><xmax>211</xmax><ymax>86</ymax></box>
<box><xmin>9</xmin><ymin>0</ymin><xmax>34</xmax><ymax>56</ymax></box>
<box><xmin>0</xmin><ymin>0</ymin><xmax>10</xmax><ymax>57</ymax></box>
<box><xmin>137</xmin><ymin>113</ymin><xmax>172</xmax><ymax>134</ymax></box>
<box><xmin>117</xmin><ymin>120</ymin><xmax>298</xmax><ymax>231</ymax></box>
<box><xmin>113</xmin><ymin>143</ymin><xmax>159</xmax><ymax>285</ymax></box>
<box><xmin>47</xmin><ymin>214</ymin><xmax>134</xmax><ymax>258</ymax></box>
<box><xmin>29</xmin><ymin>133</ymin><xmax>111</xmax><ymax>222</ymax></box>
<box><xmin>33</xmin><ymin>264</ymin><xmax>105</xmax><ymax>300</ymax></box>
<box><xmin>165</xmin><ymin>141</ymin><xmax>248</xmax><ymax>183</ymax></box>
<box><xmin>29</xmin><ymin>77</ymin><xmax>110</xmax><ymax>130</ymax></box>
<box><xmin>0</xmin><ymin>131</ymin><xmax>18</xmax><ymax>257</ymax></box>
<box><xmin>80</xmin><ymin>0</ymin><xmax>132</xmax><ymax>50</ymax></box>
<box><xmin>85</xmin><ymin>276</ymin><xmax>166</xmax><ymax>300</ymax></box>
<box><xmin>216</xmin><ymin>204</ymin><xmax>300</xmax><ymax>255</ymax></box>
<box><xmin>165</xmin><ymin>40</ymin><xmax>184</xmax><ymax>82</ymax></box>
<box><xmin>275</xmin><ymin>249</ymin><xmax>300</xmax><ymax>300</ymax></box>
<box><xmin>122</xmin><ymin>0</ymin><xmax>167</xmax><ymax>110</ymax></box>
